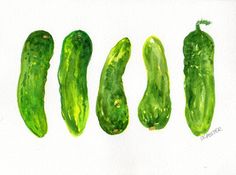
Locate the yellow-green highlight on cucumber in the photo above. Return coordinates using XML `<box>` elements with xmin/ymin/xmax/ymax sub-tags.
<box><xmin>17</xmin><ymin>30</ymin><xmax>54</xmax><ymax>137</ymax></box>
<box><xmin>138</xmin><ymin>36</ymin><xmax>171</xmax><ymax>130</ymax></box>
<box><xmin>183</xmin><ymin>20</ymin><xmax>215</xmax><ymax>136</ymax></box>
<box><xmin>58</xmin><ymin>30</ymin><xmax>92</xmax><ymax>136</ymax></box>
<box><xmin>96</xmin><ymin>38</ymin><xmax>131</xmax><ymax>135</ymax></box>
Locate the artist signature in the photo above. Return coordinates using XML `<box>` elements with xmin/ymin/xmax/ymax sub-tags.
<box><xmin>200</xmin><ymin>127</ymin><xmax>223</xmax><ymax>141</ymax></box>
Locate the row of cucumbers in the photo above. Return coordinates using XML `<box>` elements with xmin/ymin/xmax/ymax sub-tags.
<box><xmin>17</xmin><ymin>19</ymin><xmax>215</xmax><ymax>138</ymax></box>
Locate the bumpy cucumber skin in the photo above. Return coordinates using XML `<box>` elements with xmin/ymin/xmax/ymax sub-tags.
<box><xmin>138</xmin><ymin>36</ymin><xmax>171</xmax><ymax>130</ymax></box>
<box><xmin>183</xmin><ymin>20</ymin><xmax>215</xmax><ymax>136</ymax></box>
<box><xmin>96</xmin><ymin>38</ymin><xmax>131</xmax><ymax>135</ymax></box>
<box><xmin>17</xmin><ymin>30</ymin><xmax>54</xmax><ymax>137</ymax></box>
<box><xmin>58</xmin><ymin>30</ymin><xmax>92</xmax><ymax>136</ymax></box>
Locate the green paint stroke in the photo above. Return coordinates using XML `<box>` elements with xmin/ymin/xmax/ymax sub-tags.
<box><xmin>17</xmin><ymin>30</ymin><xmax>54</xmax><ymax>137</ymax></box>
<box><xmin>58</xmin><ymin>30</ymin><xmax>92</xmax><ymax>136</ymax></box>
<box><xmin>96</xmin><ymin>38</ymin><xmax>131</xmax><ymax>135</ymax></box>
<box><xmin>138</xmin><ymin>36</ymin><xmax>171</xmax><ymax>130</ymax></box>
<box><xmin>183</xmin><ymin>20</ymin><xmax>215</xmax><ymax>136</ymax></box>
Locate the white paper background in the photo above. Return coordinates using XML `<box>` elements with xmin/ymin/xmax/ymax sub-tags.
<box><xmin>0</xmin><ymin>0</ymin><xmax>236</xmax><ymax>174</ymax></box>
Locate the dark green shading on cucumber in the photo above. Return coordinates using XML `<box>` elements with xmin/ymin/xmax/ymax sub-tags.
<box><xmin>17</xmin><ymin>30</ymin><xmax>54</xmax><ymax>137</ymax></box>
<box><xmin>183</xmin><ymin>20</ymin><xmax>215</xmax><ymax>136</ymax></box>
<box><xmin>58</xmin><ymin>30</ymin><xmax>92</xmax><ymax>136</ymax></box>
<box><xmin>96</xmin><ymin>38</ymin><xmax>131</xmax><ymax>135</ymax></box>
<box><xmin>138</xmin><ymin>36</ymin><xmax>171</xmax><ymax>130</ymax></box>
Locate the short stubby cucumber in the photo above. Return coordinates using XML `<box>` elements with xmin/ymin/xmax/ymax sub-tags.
<box><xmin>183</xmin><ymin>20</ymin><xmax>215</xmax><ymax>136</ymax></box>
<box><xmin>17</xmin><ymin>30</ymin><xmax>54</xmax><ymax>137</ymax></box>
<box><xmin>58</xmin><ymin>30</ymin><xmax>92</xmax><ymax>136</ymax></box>
<box><xmin>96</xmin><ymin>38</ymin><xmax>131</xmax><ymax>135</ymax></box>
<box><xmin>138</xmin><ymin>36</ymin><xmax>171</xmax><ymax>130</ymax></box>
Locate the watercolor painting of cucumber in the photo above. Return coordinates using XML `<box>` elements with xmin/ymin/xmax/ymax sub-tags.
<box><xmin>138</xmin><ymin>36</ymin><xmax>171</xmax><ymax>130</ymax></box>
<box><xmin>17</xmin><ymin>30</ymin><xmax>54</xmax><ymax>137</ymax></box>
<box><xmin>183</xmin><ymin>20</ymin><xmax>215</xmax><ymax>136</ymax></box>
<box><xmin>17</xmin><ymin>20</ymin><xmax>215</xmax><ymax>137</ymax></box>
<box><xmin>58</xmin><ymin>30</ymin><xmax>92</xmax><ymax>136</ymax></box>
<box><xmin>8</xmin><ymin>1</ymin><xmax>236</xmax><ymax>174</ymax></box>
<box><xmin>96</xmin><ymin>38</ymin><xmax>131</xmax><ymax>135</ymax></box>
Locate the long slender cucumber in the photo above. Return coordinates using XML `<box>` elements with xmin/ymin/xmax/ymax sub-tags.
<box><xmin>17</xmin><ymin>30</ymin><xmax>54</xmax><ymax>137</ymax></box>
<box><xmin>183</xmin><ymin>20</ymin><xmax>215</xmax><ymax>136</ymax></box>
<box><xmin>96</xmin><ymin>38</ymin><xmax>131</xmax><ymax>135</ymax></box>
<box><xmin>138</xmin><ymin>36</ymin><xmax>171</xmax><ymax>130</ymax></box>
<box><xmin>58</xmin><ymin>30</ymin><xmax>92</xmax><ymax>136</ymax></box>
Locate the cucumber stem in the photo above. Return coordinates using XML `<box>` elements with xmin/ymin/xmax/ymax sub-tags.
<box><xmin>196</xmin><ymin>19</ymin><xmax>211</xmax><ymax>31</ymax></box>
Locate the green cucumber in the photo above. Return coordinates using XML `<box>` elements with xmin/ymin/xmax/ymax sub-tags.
<box><xmin>58</xmin><ymin>30</ymin><xmax>92</xmax><ymax>136</ymax></box>
<box><xmin>183</xmin><ymin>20</ymin><xmax>215</xmax><ymax>136</ymax></box>
<box><xmin>96</xmin><ymin>38</ymin><xmax>131</xmax><ymax>135</ymax></box>
<box><xmin>17</xmin><ymin>30</ymin><xmax>54</xmax><ymax>137</ymax></box>
<box><xmin>138</xmin><ymin>36</ymin><xmax>171</xmax><ymax>130</ymax></box>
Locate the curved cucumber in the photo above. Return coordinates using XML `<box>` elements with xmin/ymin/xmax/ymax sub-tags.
<box><xmin>58</xmin><ymin>30</ymin><xmax>92</xmax><ymax>136</ymax></box>
<box><xmin>183</xmin><ymin>20</ymin><xmax>215</xmax><ymax>136</ymax></box>
<box><xmin>17</xmin><ymin>30</ymin><xmax>54</xmax><ymax>137</ymax></box>
<box><xmin>138</xmin><ymin>36</ymin><xmax>171</xmax><ymax>130</ymax></box>
<box><xmin>96</xmin><ymin>38</ymin><xmax>131</xmax><ymax>135</ymax></box>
